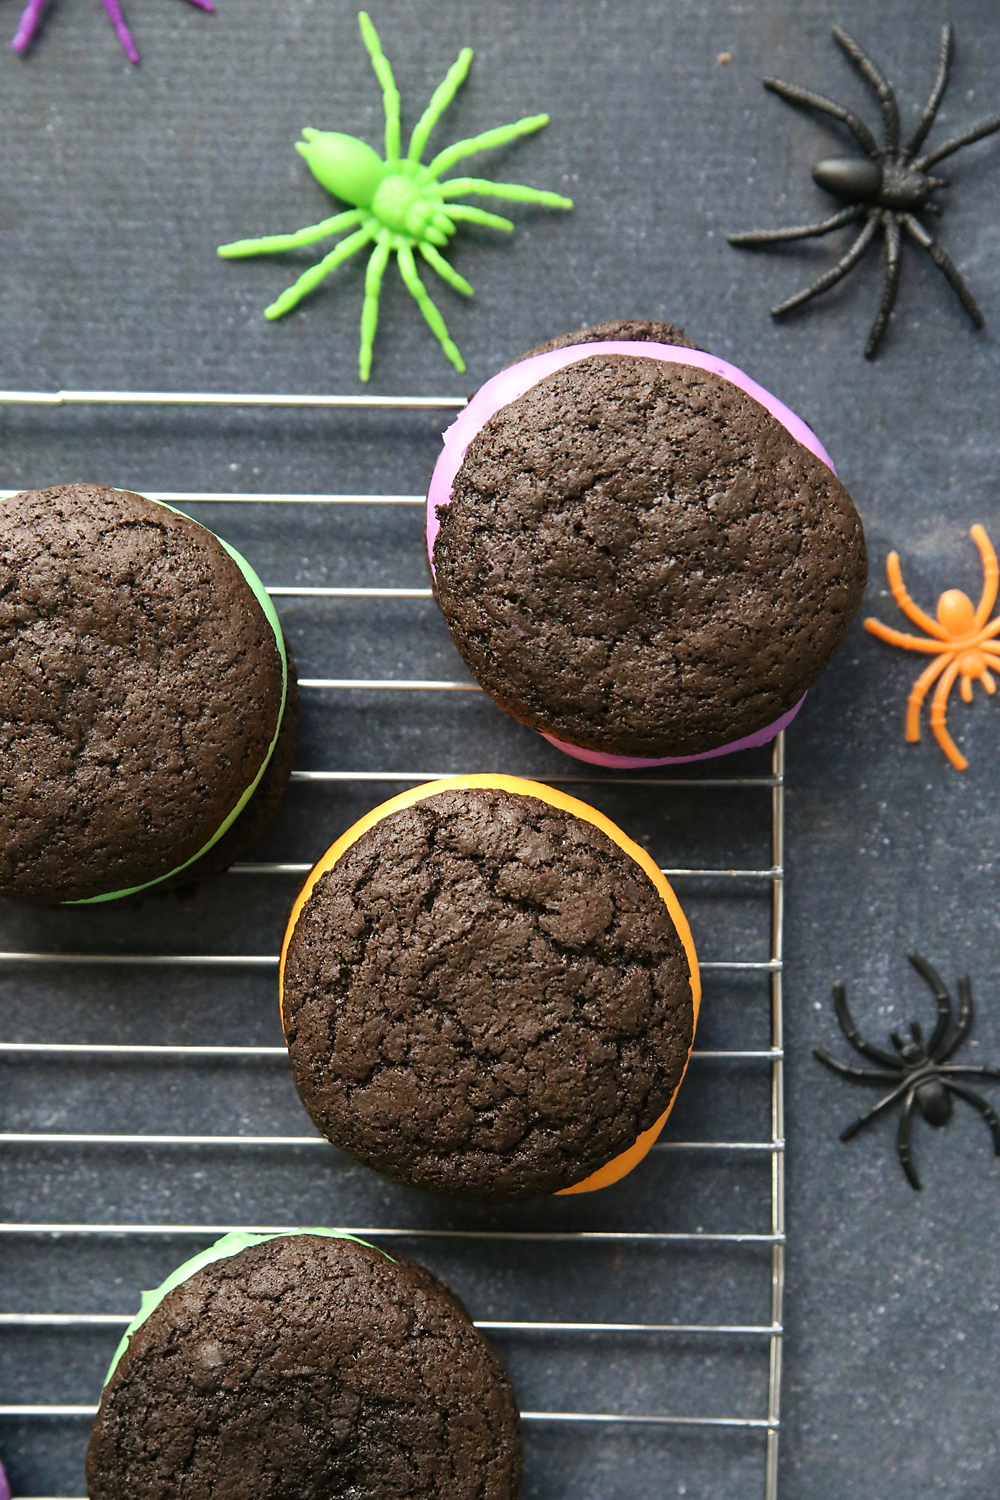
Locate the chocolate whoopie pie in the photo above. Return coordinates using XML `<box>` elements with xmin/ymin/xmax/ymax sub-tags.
<box><xmin>86</xmin><ymin>1230</ymin><xmax>521</xmax><ymax>1500</ymax></box>
<box><xmin>0</xmin><ymin>484</ymin><xmax>298</xmax><ymax>903</ymax></box>
<box><xmin>280</xmin><ymin>775</ymin><xmax>700</xmax><ymax>1201</ymax></box>
<box><xmin>427</xmin><ymin>318</ymin><xmax>868</xmax><ymax>763</ymax></box>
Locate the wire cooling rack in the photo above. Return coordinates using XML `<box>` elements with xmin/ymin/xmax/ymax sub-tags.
<box><xmin>0</xmin><ymin>390</ymin><xmax>785</xmax><ymax>1500</ymax></box>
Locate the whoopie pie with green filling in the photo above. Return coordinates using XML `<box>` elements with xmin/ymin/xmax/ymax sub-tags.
<box><xmin>0</xmin><ymin>483</ymin><xmax>298</xmax><ymax>903</ymax></box>
<box><xmin>86</xmin><ymin>1230</ymin><xmax>522</xmax><ymax>1500</ymax></box>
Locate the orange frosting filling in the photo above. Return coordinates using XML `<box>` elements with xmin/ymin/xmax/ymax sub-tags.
<box><xmin>280</xmin><ymin>774</ymin><xmax>700</xmax><ymax>1195</ymax></box>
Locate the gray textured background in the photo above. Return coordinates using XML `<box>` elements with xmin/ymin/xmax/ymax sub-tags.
<box><xmin>1</xmin><ymin>1</ymin><xmax>1000</xmax><ymax>1496</ymax></box>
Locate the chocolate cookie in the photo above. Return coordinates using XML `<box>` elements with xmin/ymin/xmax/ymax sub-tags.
<box><xmin>513</xmin><ymin>315</ymin><xmax>697</xmax><ymax>361</ymax></box>
<box><xmin>281</xmin><ymin>776</ymin><xmax>700</xmax><ymax>1201</ymax></box>
<box><xmin>0</xmin><ymin>484</ymin><xmax>295</xmax><ymax>903</ymax></box>
<box><xmin>428</xmin><ymin>319</ymin><xmax>867</xmax><ymax>760</ymax></box>
<box><xmin>86</xmin><ymin>1230</ymin><xmax>521</xmax><ymax>1500</ymax></box>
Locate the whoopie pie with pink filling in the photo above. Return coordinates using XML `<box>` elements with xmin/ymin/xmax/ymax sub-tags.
<box><xmin>427</xmin><ymin>319</ymin><xmax>867</xmax><ymax>765</ymax></box>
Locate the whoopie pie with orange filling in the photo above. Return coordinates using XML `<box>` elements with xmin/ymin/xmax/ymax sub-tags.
<box><xmin>280</xmin><ymin>775</ymin><xmax>699</xmax><ymax>1200</ymax></box>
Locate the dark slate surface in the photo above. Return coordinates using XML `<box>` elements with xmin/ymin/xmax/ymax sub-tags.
<box><xmin>1</xmin><ymin>1</ymin><xmax>999</xmax><ymax>1497</ymax></box>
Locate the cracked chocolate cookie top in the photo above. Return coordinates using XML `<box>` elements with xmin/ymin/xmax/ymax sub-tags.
<box><xmin>430</xmin><ymin>320</ymin><xmax>867</xmax><ymax>758</ymax></box>
<box><xmin>282</xmin><ymin>785</ymin><xmax>695</xmax><ymax>1200</ymax></box>
<box><xmin>0</xmin><ymin>484</ymin><xmax>285</xmax><ymax>902</ymax></box>
<box><xmin>86</xmin><ymin>1233</ymin><xmax>522</xmax><ymax>1500</ymax></box>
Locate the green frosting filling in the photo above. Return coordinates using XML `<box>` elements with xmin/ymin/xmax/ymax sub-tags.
<box><xmin>67</xmin><ymin>497</ymin><xmax>288</xmax><ymax>904</ymax></box>
<box><xmin>104</xmin><ymin>1228</ymin><xmax>390</xmax><ymax>1387</ymax></box>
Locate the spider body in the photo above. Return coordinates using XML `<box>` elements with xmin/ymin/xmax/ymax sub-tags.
<box><xmin>812</xmin><ymin>156</ymin><xmax>943</xmax><ymax>210</ymax></box>
<box><xmin>729</xmin><ymin>25</ymin><xmax>1000</xmax><ymax>357</ymax></box>
<box><xmin>865</xmin><ymin>524</ymin><xmax>1000</xmax><ymax>770</ymax></box>
<box><xmin>218</xmin><ymin>12</ymin><xmax>572</xmax><ymax>381</ymax></box>
<box><xmin>296</xmin><ymin>133</ymin><xmax>453</xmax><ymax>241</ymax></box>
<box><xmin>814</xmin><ymin>953</ymin><xmax>1000</xmax><ymax>1190</ymax></box>
<box><xmin>890</xmin><ymin>1032</ymin><xmax>954</xmax><ymax>1127</ymax></box>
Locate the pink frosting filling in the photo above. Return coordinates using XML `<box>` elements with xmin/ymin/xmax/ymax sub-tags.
<box><xmin>542</xmin><ymin>695</ymin><xmax>805</xmax><ymax>767</ymax></box>
<box><xmin>426</xmin><ymin>340</ymin><xmax>835</xmax><ymax>766</ymax></box>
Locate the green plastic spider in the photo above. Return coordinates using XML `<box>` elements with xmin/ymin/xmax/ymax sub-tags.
<box><xmin>218</xmin><ymin>11</ymin><xmax>573</xmax><ymax>380</ymax></box>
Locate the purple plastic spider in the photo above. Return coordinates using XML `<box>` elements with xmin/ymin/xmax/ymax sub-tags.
<box><xmin>11</xmin><ymin>0</ymin><xmax>212</xmax><ymax>64</ymax></box>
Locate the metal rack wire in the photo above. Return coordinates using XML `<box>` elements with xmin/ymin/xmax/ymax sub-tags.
<box><xmin>0</xmin><ymin>391</ymin><xmax>785</xmax><ymax>1500</ymax></box>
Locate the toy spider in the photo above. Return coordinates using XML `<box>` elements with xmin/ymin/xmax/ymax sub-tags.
<box><xmin>865</xmin><ymin>524</ymin><xmax>1000</xmax><ymax>771</ymax></box>
<box><xmin>11</xmin><ymin>0</ymin><xmax>212</xmax><ymax>63</ymax></box>
<box><xmin>729</xmin><ymin>25</ymin><xmax>1000</xmax><ymax>357</ymax></box>
<box><xmin>218</xmin><ymin>11</ymin><xmax>572</xmax><ymax>381</ymax></box>
<box><xmin>814</xmin><ymin>954</ymin><xmax>1000</xmax><ymax>1190</ymax></box>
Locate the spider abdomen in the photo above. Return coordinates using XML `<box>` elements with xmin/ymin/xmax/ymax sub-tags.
<box><xmin>296</xmin><ymin>130</ymin><xmax>387</xmax><ymax>207</ymax></box>
<box><xmin>916</xmin><ymin>1076</ymin><xmax>953</xmax><ymax>1127</ymax></box>
<box><xmin>812</xmin><ymin>156</ymin><xmax>882</xmax><ymax>201</ymax></box>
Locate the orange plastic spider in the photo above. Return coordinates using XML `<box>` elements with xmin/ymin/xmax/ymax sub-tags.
<box><xmin>865</xmin><ymin>524</ymin><xmax>1000</xmax><ymax>771</ymax></box>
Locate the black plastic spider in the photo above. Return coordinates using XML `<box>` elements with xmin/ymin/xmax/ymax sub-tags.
<box><xmin>814</xmin><ymin>953</ymin><xmax>1000</xmax><ymax>1189</ymax></box>
<box><xmin>729</xmin><ymin>25</ymin><xmax>1000</xmax><ymax>357</ymax></box>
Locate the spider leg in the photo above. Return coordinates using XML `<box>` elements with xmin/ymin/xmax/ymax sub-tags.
<box><xmin>942</xmin><ymin>1080</ymin><xmax>1000</xmax><ymax>1156</ymax></box>
<box><xmin>396</xmin><ymin>242</ymin><xmax>466</xmax><ymax>373</ymax></box>
<box><xmin>263</xmin><ymin>224</ymin><xmax>374</xmax><ymax>321</ymax></box>
<box><xmin>357</xmin><ymin>238</ymin><xmax>392</xmax><ymax>384</ymax></box>
<box><xmin>877</xmin><ymin>548</ymin><xmax>951</xmax><ymax>639</ymax></box>
<box><xmin>915</xmin><ymin>113</ymin><xmax>1000</xmax><ymax>171</ymax></box>
<box><xmin>863</xmin><ymin>619</ymin><xmax>948</xmax><ymax>653</ymax></box>
<box><xmin>901</xmin><ymin>214</ymin><xmax>984</xmax><ymax>328</ymax></box>
<box><xmin>905</xmin><ymin>24</ymin><xmax>953</xmax><ymax>158</ymax></box>
<box><xmin>897</xmin><ymin>1089</ymin><xmax>921</xmax><ymax>1189</ymax></box>
<box><xmin>903</xmin><ymin>654</ymin><xmax>952</xmax><ymax>744</ymax></box>
<box><xmin>887</xmin><ymin>551</ymin><xmax>951</xmax><ymax>637</ymax></box>
<box><xmin>217</xmin><ymin>210</ymin><xmax>367</xmax><ymax>259</ymax></box>
<box><xmin>971</xmin><ymin>525</ymin><xmax>999</xmax><ymax>628</ymax></box>
<box><xmin>101</xmin><ymin>0</ymin><xmax>139</xmax><ymax>64</ymax></box>
<box><xmin>832</xmin><ymin>26</ymin><xmax>900</xmax><ymax>153</ymax></box>
<box><xmin>938</xmin><ymin>974</ymin><xmax>974</xmax><ymax>1062</ymax></box>
<box><xmin>908</xmin><ymin>953</ymin><xmax>953</xmax><ymax>1059</ymax></box>
<box><xmin>831</xmin><ymin>983</ymin><xmax>900</xmax><ymax>1067</ymax></box>
<box><xmin>422</xmin><ymin>115</ymin><xmax>551</xmax><ymax>183</ymax></box>
<box><xmin>840</xmin><ymin>1077</ymin><xmax>915</xmax><ymax>1141</ymax></box>
<box><xmin>762</xmin><ymin>77</ymin><xmax>880</xmax><ymax>159</ymax></box>
<box><xmin>728</xmin><ymin>205</ymin><xmax>866</xmax><ymax>246</ymax></box>
<box><xmin>419</xmin><ymin>243</ymin><xmax>474</xmax><ymax>297</ymax></box>
<box><xmin>358</xmin><ymin>12</ymin><xmax>401</xmax><ymax>161</ymax></box>
<box><xmin>407</xmin><ymin>47</ymin><xmax>474</xmax><ymax>164</ymax></box>
<box><xmin>941</xmin><ymin>1066</ymin><xmax>1000</xmax><ymax>1079</ymax></box>
<box><xmin>438</xmin><ymin>177</ymin><xmax>574</xmax><ymax>209</ymax></box>
<box><xmin>770</xmin><ymin>214</ymin><xmax>878</xmax><ymax>316</ymax></box>
<box><xmin>445</xmin><ymin>204</ymin><xmax>515</xmax><ymax>233</ymax></box>
<box><xmin>418</xmin><ymin>209</ymin><xmax>455</xmax><ymax>248</ymax></box>
<box><xmin>865</xmin><ymin>212</ymin><xmax>902</xmax><ymax>359</ymax></box>
<box><xmin>928</xmin><ymin>657</ymin><xmax>965</xmax><ymax>769</ymax></box>
<box><xmin>813</xmin><ymin>1048</ymin><xmax>901</xmax><ymax>1085</ymax></box>
<box><xmin>12</xmin><ymin>0</ymin><xmax>51</xmax><ymax>54</ymax></box>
